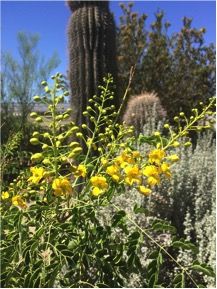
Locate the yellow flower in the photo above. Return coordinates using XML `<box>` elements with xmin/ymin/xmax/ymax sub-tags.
<box><xmin>132</xmin><ymin>151</ymin><xmax>141</xmax><ymax>159</ymax></box>
<box><xmin>101</xmin><ymin>157</ymin><xmax>108</xmax><ymax>166</ymax></box>
<box><xmin>143</xmin><ymin>165</ymin><xmax>160</xmax><ymax>187</ymax></box>
<box><xmin>143</xmin><ymin>165</ymin><xmax>159</xmax><ymax>177</ymax></box>
<box><xmin>1</xmin><ymin>191</ymin><xmax>9</xmax><ymax>200</ymax></box>
<box><xmin>92</xmin><ymin>187</ymin><xmax>104</xmax><ymax>197</ymax></box>
<box><xmin>28</xmin><ymin>167</ymin><xmax>45</xmax><ymax>184</ymax></box>
<box><xmin>90</xmin><ymin>176</ymin><xmax>108</xmax><ymax>196</ymax></box>
<box><xmin>115</xmin><ymin>150</ymin><xmax>135</xmax><ymax>168</ymax></box>
<box><xmin>74</xmin><ymin>164</ymin><xmax>87</xmax><ymax>178</ymax></box>
<box><xmin>90</xmin><ymin>176</ymin><xmax>108</xmax><ymax>189</ymax></box>
<box><xmin>147</xmin><ymin>176</ymin><xmax>160</xmax><ymax>187</ymax></box>
<box><xmin>160</xmin><ymin>162</ymin><xmax>171</xmax><ymax>178</ymax></box>
<box><xmin>167</xmin><ymin>154</ymin><xmax>179</xmax><ymax>162</ymax></box>
<box><xmin>106</xmin><ymin>165</ymin><xmax>120</xmax><ymax>182</ymax></box>
<box><xmin>12</xmin><ymin>195</ymin><xmax>27</xmax><ymax>209</ymax></box>
<box><xmin>52</xmin><ymin>178</ymin><xmax>72</xmax><ymax>196</ymax></box>
<box><xmin>124</xmin><ymin>165</ymin><xmax>141</xmax><ymax>186</ymax></box>
<box><xmin>148</xmin><ymin>149</ymin><xmax>165</xmax><ymax>164</ymax></box>
<box><xmin>139</xmin><ymin>186</ymin><xmax>152</xmax><ymax>196</ymax></box>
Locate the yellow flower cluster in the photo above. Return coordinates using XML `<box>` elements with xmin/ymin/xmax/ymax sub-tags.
<box><xmin>52</xmin><ymin>178</ymin><xmax>73</xmax><ymax>196</ymax></box>
<box><xmin>28</xmin><ymin>167</ymin><xmax>45</xmax><ymax>184</ymax></box>
<box><xmin>12</xmin><ymin>195</ymin><xmax>27</xmax><ymax>209</ymax></box>
<box><xmin>1</xmin><ymin>191</ymin><xmax>10</xmax><ymax>200</ymax></box>
<box><xmin>74</xmin><ymin>164</ymin><xmax>87</xmax><ymax>178</ymax></box>
<box><xmin>90</xmin><ymin>176</ymin><xmax>108</xmax><ymax>197</ymax></box>
<box><xmin>92</xmin><ymin>148</ymin><xmax>180</xmax><ymax>197</ymax></box>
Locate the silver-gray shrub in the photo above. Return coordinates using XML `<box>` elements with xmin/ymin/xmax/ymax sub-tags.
<box><xmin>99</xmin><ymin>110</ymin><xmax>215</xmax><ymax>287</ymax></box>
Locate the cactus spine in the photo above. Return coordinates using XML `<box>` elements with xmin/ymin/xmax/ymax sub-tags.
<box><xmin>67</xmin><ymin>1</ymin><xmax>118</xmax><ymax>132</ymax></box>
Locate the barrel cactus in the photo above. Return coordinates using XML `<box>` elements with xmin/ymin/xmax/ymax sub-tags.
<box><xmin>67</xmin><ymin>0</ymin><xmax>118</xmax><ymax>133</ymax></box>
<box><xmin>123</xmin><ymin>92</ymin><xmax>166</xmax><ymax>134</ymax></box>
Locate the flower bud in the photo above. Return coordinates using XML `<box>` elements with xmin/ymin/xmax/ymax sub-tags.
<box><xmin>184</xmin><ymin>141</ymin><xmax>192</xmax><ymax>147</ymax></box>
<box><xmin>56</xmin><ymin>141</ymin><xmax>61</xmax><ymax>147</ymax></box>
<box><xmin>64</xmin><ymin>91</ymin><xmax>70</xmax><ymax>96</ymax></box>
<box><xmin>42</xmin><ymin>158</ymin><xmax>51</xmax><ymax>165</ymax></box>
<box><xmin>31</xmin><ymin>153</ymin><xmax>43</xmax><ymax>162</ymax></box>
<box><xmin>42</xmin><ymin>144</ymin><xmax>49</xmax><ymax>150</ymax></box>
<box><xmin>71</xmin><ymin>126</ymin><xmax>79</xmax><ymax>132</ymax></box>
<box><xmin>44</xmin><ymin>86</ymin><xmax>50</xmax><ymax>93</ymax></box>
<box><xmin>32</xmin><ymin>131</ymin><xmax>40</xmax><ymax>137</ymax></box>
<box><xmin>76</xmin><ymin>132</ymin><xmax>83</xmax><ymax>138</ymax></box>
<box><xmin>172</xmin><ymin>141</ymin><xmax>180</xmax><ymax>147</ymax></box>
<box><xmin>63</xmin><ymin>114</ymin><xmax>69</xmax><ymax>119</ymax></box>
<box><xmin>82</xmin><ymin>124</ymin><xmax>87</xmax><ymax>129</ymax></box>
<box><xmin>56</xmin><ymin>115</ymin><xmax>63</xmax><ymax>121</ymax></box>
<box><xmin>83</xmin><ymin>111</ymin><xmax>88</xmax><ymax>116</ymax></box>
<box><xmin>30</xmin><ymin>112</ymin><xmax>38</xmax><ymax>118</ymax></box>
<box><xmin>35</xmin><ymin>117</ymin><xmax>43</xmax><ymax>123</ymax></box>
<box><xmin>61</xmin><ymin>156</ymin><xmax>67</xmax><ymax>162</ymax></box>
<box><xmin>154</xmin><ymin>131</ymin><xmax>161</xmax><ymax>137</ymax></box>
<box><xmin>174</xmin><ymin>116</ymin><xmax>179</xmax><ymax>122</ymax></box>
<box><xmin>179</xmin><ymin>112</ymin><xmax>185</xmax><ymax>117</ymax></box>
<box><xmin>164</xmin><ymin>124</ymin><xmax>170</xmax><ymax>129</ymax></box>
<box><xmin>43</xmin><ymin>132</ymin><xmax>50</xmax><ymax>138</ymax></box>
<box><xmin>30</xmin><ymin>138</ymin><xmax>40</xmax><ymax>145</ymax></box>
<box><xmin>72</xmin><ymin>147</ymin><xmax>82</xmax><ymax>154</ymax></box>
<box><xmin>69</xmin><ymin>141</ymin><xmax>80</xmax><ymax>148</ymax></box>
<box><xmin>41</xmin><ymin>80</ymin><xmax>47</xmax><ymax>86</ymax></box>
<box><xmin>33</xmin><ymin>96</ymin><xmax>41</xmax><ymax>102</ymax></box>
<box><xmin>57</xmin><ymin>134</ymin><xmax>64</xmax><ymax>141</ymax></box>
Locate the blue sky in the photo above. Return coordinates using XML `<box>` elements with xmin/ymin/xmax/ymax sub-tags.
<box><xmin>1</xmin><ymin>1</ymin><xmax>216</xmax><ymax>75</ymax></box>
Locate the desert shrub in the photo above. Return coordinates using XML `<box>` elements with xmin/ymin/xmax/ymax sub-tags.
<box><xmin>123</xmin><ymin>91</ymin><xmax>166</xmax><ymax>134</ymax></box>
<box><xmin>1</xmin><ymin>74</ymin><xmax>215</xmax><ymax>288</ymax></box>
<box><xmin>103</xmin><ymin>107</ymin><xmax>216</xmax><ymax>287</ymax></box>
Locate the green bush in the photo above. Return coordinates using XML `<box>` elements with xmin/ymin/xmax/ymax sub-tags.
<box><xmin>1</xmin><ymin>74</ymin><xmax>215</xmax><ymax>288</ymax></box>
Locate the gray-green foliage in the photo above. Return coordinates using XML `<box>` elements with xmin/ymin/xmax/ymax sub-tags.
<box><xmin>104</xmin><ymin>110</ymin><xmax>215</xmax><ymax>287</ymax></box>
<box><xmin>1</xmin><ymin>32</ymin><xmax>60</xmax><ymax>134</ymax></box>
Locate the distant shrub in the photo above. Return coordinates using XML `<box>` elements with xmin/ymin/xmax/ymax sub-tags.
<box><xmin>123</xmin><ymin>92</ymin><xmax>166</xmax><ymax>134</ymax></box>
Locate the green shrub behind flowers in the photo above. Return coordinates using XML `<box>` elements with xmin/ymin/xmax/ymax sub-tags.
<box><xmin>1</xmin><ymin>73</ymin><xmax>215</xmax><ymax>288</ymax></box>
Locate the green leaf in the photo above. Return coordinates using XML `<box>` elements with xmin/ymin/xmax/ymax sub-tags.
<box><xmin>111</xmin><ymin>210</ymin><xmax>126</xmax><ymax>227</ymax></box>
<box><xmin>45</xmin><ymin>265</ymin><xmax>59</xmax><ymax>287</ymax></box>
<box><xmin>172</xmin><ymin>240</ymin><xmax>198</xmax><ymax>253</ymax></box>
<box><xmin>149</xmin><ymin>273</ymin><xmax>157</xmax><ymax>288</ymax></box>
<box><xmin>127</xmin><ymin>253</ymin><xmax>136</xmax><ymax>267</ymax></box>
<box><xmin>152</xmin><ymin>222</ymin><xmax>176</xmax><ymax>234</ymax></box>
<box><xmin>191</xmin><ymin>264</ymin><xmax>215</xmax><ymax>277</ymax></box>
<box><xmin>33</xmin><ymin>276</ymin><xmax>41</xmax><ymax>288</ymax></box>
<box><xmin>173</xmin><ymin>274</ymin><xmax>182</xmax><ymax>284</ymax></box>
<box><xmin>35</xmin><ymin>227</ymin><xmax>45</xmax><ymax>238</ymax></box>
<box><xmin>148</xmin><ymin>250</ymin><xmax>160</xmax><ymax>259</ymax></box>
<box><xmin>56</xmin><ymin>244</ymin><xmax>68</xmax><ymax>251</ymax></box>
<box><xmin>28</xmin><ymin>268</ymin><xmax>41</xmax><ymax>288</ymax></box>
<box><xmin>23</xmin><ymin>272</ymin><xmax>31</xmax><ymax>288</ymax></box>
<box><xmin>133</xmin><ymin>203</ymin><xmax>149</xmax><ymax>214</ymax></box>
<box><xmin>61</xmin><ymin>249</ymin><xmax>74</xmax><ymax>257</ymax></box>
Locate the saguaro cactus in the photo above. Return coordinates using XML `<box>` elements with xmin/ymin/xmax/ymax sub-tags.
<box><xmin>67</xmin><ymin>0</ymin><xmax>118</xmax><ymax>131</ymax></box>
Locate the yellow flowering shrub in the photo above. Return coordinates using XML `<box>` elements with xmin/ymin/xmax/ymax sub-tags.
<box><xmin>1</xmin><ymin>74</ymin><xmax>215</xmax><ymax>288</ymax></box>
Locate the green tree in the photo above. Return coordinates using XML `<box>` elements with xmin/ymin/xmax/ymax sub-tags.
<box><xmin>117</xmin><ymin>3</ymin><xmax>215</xmax><ymax>120</ymax></box>
<box><xmin>1</xmin><ymin>32</ymin><xmax>60</xmax><ymax>140</ymax></box>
